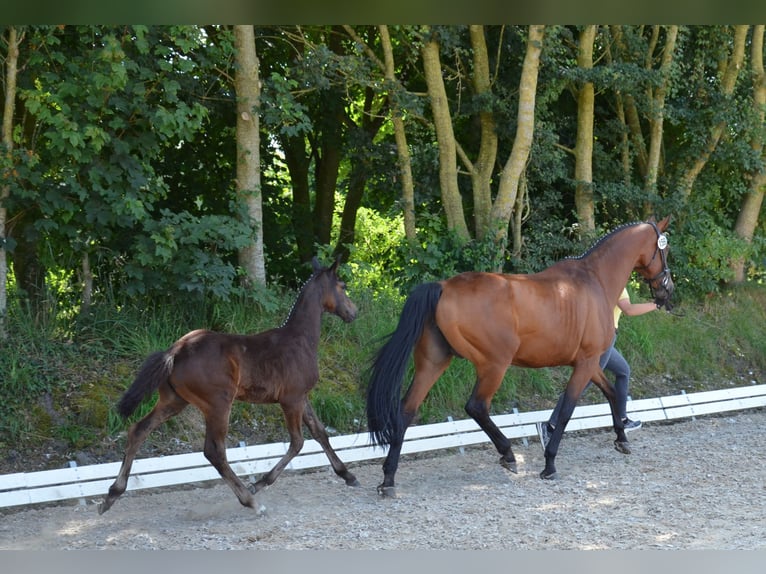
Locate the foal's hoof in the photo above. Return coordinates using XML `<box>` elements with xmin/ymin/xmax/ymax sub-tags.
<box><xmin>345</xmin><ymin>475</ymin><xmax>361</xmax><ymax>487</ymax></box>
<box><xmin>500</xmin><ymin>457</ymin><xmax>518</xmax><ymax>474</ymax></box>
<box><xmin>539</xmin><ymin>469</ymin><xmax>557</xmax><ymax>480</ymax></box>
<box><xmin>377</xmin><ymin>484</ymin><xmax>397</xmax><ymax>498</ymax></box>
<box><xmin>614</xmin><ymin>440</ymin><xmax>631</xmax><ymax>455</ymax></box>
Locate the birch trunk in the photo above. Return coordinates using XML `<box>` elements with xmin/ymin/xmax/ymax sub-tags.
<box><xmin>234</xmin><ymin>25</ymin><xmax>265</xmax><ymax>285</ymax></box>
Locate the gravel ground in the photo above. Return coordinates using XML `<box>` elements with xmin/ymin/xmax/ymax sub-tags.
<box><xmin>1</xmin><ymin>409</ymin><xmax>763</xmax><ymax>550</ymax></box>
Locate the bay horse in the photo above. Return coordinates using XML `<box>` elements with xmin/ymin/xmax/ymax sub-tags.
<box><xmin>98</xmin><ymin>257</ymin><xmax>359</xmax><ymax>514</ymax></box>
<box><xmin>366</xmin><ymin>217</ymin><xmax>674</xmax><ymax>496</ymax></box>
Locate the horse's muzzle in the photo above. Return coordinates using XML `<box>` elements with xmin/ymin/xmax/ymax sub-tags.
<box><xmin>654</xmin><ymin>276</ymin><xmax>675</xmax><ymax>311</ymax></box>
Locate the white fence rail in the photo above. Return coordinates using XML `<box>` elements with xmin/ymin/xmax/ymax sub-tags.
<box><xmin>1</xmin><ymin>384</ymin><xmax>764</xmax><ymax>509</ymax></box>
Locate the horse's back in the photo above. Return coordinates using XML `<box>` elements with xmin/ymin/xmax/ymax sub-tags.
<box><xmin>436</xmin><ymin>270</ymin><xmax>610</xmax><ymax>368</ymax></box>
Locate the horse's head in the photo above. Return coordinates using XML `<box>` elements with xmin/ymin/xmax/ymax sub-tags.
<box><xmin>634</xmin><ymin>216</ymin><xmax>674</xmax><ymax>310</ymax></box>
<box><xmin>312</xmin><ymin>256</ymin><xmax>358</xmax><ymax>323</ymax></box>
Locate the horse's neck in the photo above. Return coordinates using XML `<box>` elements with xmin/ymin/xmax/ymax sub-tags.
<box><xmin>589</xmin><ymin>232</ymin><xmax>644</xmax><ymax>300</ymax></box>
<box><xmin>281</xmin><ymin>285</ymin><xmax>323</xmax><ymax>344</ymax></box>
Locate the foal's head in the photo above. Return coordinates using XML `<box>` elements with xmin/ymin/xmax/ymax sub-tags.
<box><xmin>634</xmin><ymin>216</ymin><xmax>674</xmax><ymax>310</ymax></box>
<box><xmin>311</xmin><ymin>256</ymin><xmax>358</xmax><ymax>323</ymax></box>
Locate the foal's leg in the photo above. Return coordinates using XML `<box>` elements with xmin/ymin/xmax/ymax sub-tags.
<box><xmin>201</xmin><ymin>404</ymin><xmax>256</xmax><ymax>509</ymax></box>
<box><xmin>301</xmin><ymin>399</ymin><xmax>359</xmax><ymax>486</ymax></box>
<box><xmin>98</xmin><ymin>387</ymin><xmax>188</xmax><ymax>514</ymax></box>
<box><xmin>250</xmin><ymin>400</ymin><xmax>305</xmax><ymax>494</ymax></box>
<box><xmin>464</xmin><ymin>363</ymin><xmax>517</xmax><ymax>473</ymax></box>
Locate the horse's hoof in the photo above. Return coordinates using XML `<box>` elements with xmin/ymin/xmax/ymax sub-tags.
<box><xmin>500</xmin><ymin>457</ymin><xmax>518</xmax><ymax>474</ymax></box>
<box><xmin>614</xmin><ymin>440</ymin><xmax>631</xmax><ymax>454</ymax></box>
<box><xmin>539</xmin><ymin>469</ymin><xmax>557</xmax><ymax>480</ymax></box>
<box><xmin>377</xmin><ymin>485</ymin><xmax>397</xmax><ymax>498</ymax></box>
<box><xmin>97</xmin><ymin>502</ymin><xmax>110</xmax><ymax>515</ymax></box>
<box><xmin>346</xmin><ymin>476</ymin><xmax>360</xmax><ymax>487</ymax></box>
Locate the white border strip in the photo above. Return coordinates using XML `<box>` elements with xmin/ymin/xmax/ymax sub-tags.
<box><xmin>1</xmin><ymin>384</ymin><xmax>764</xmax><ymax>509</ymax></box>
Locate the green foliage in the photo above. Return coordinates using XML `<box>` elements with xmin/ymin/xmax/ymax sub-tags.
<box><xmin>672</xmin><ymin>210</ymin><xmax>750</xmax><ymax>298</ymax></box>
<box><xmin>395</xmin><ymin>213</ymin><xmax>505</xmax><ymax>292</ymax></box>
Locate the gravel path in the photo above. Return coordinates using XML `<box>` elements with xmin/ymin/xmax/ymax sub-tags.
<box><xmin>1</xmin><ymin>409</ymin><xmax>763</xmax><ymax>550</ymax></box>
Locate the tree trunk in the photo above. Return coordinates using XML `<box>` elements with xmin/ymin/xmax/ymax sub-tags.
<box><xmin>379</xmin><ymin>25</ymin><xmax>417</xmax><ymax>241</ymax></box>
<box><xmin>574</xmin><ymin>25</ymin><xmax>597</xmax><ymax>234</ymax></box>
<box><xmin>234</xmin><ymin>25</ymin><xmax>265</xmax><ymax>285</ymax></box>
<box><xmin>644</xmin><ymin>25</ymin><xmax>678</xmax><ymax>215</ymax></box>
<box><xmin>281</xmin><ymin>134</ymin><xmax>314</xmax><ymax>263</ymax></box>
<box><xmin>421</xmin><ymin>27</ymin><xmax>469</xmax><ymax>240</ymax></box>
<box><xmin>467</xmin><ymin>25</ymin><xmax>498</xmax><ymax>240</ymax></box>
<box><xmin>334</xmin><ymin>87</ymin><xmax>385</xmax><ymax>262</ymax></box>
<box><xmin>314</xmin><ymin>26</ymin><xmax>345</xmax><ymax>247</ymax></box>
<box><xmin>732</xmin><ymin>25</ymin><xmax>765</xmax><ymax>283</ymax></box>
<box><xmin>610</xmin><ymin>26</ymin><xmax>649</xmax><ymax>181</ymax></box>
<box><xmin>489</xmin><ymin>25</ymin><xmax>545</xmax><ymax>248</ymax></box>
<box><xmin>1</xmin><ymin>26</ymin><xmax>20</xmax><ymax>338</ymax></box>
<box><xmin>678</xmin><ymin>25</ymin><xmax>749</xmax><ymax>200</ymax></box>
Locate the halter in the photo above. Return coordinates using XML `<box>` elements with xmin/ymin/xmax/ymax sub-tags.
<box><xmin>636</xmin><ymin>221</ymin><xmax>672</xmax><ymax>308</ymax></box>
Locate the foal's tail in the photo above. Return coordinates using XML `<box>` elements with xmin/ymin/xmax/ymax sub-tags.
<box><xmin>116</xmin><ymin>351</ymin><xmax>174</xmax><ymax>418</ymax></box>
<box><xmin>366</xmin><ymin>282</ymin><xmax>443</xmax><ymax>447</ymax></box>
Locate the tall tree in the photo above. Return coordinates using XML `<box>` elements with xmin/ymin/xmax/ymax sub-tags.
<box><xmin>1</xmin><ymin>26</ymin><xmax>22</xmax><ymax>338</ymax></box>
<box><xmin>732</xmin><ymin>25</ymin><xmax>765</xmax><ymax>283</ymax></box>
<box><xmin>234</xmin><ymin>25</ymin><xmax>265</xmax><ymax>285</ymax></box>
<box><xmin>462</xmin><ymin>24</ymin><xmax>498</xmax><ymax>240</ymax></box>
<box><xmin>421</xmin><ymin>26</ymin><xmax>470</xmax><ymax>240</ymax></box>
<box><xmin>677</xmin><ymin>25</ymin><xmax>749</xmax><ymax>200</ymax></box>
<box><xmin>378</xmin><ymin>24</ymin><xmax>417</xmax><ymax>241</ymax></box>
<box><xmin>644</xmin><ymin>26</ymin><xmax>679</xmax><ymax>201</ymax></box>
<box><xmin>573</xmin><ymin>25</ymin><xmax>597</xmax><ymax>233</ymax></box>
<box><xmin>489</xmin><ymin>25</ymin><xmax>545</xmax><ymax>247</ymax></box>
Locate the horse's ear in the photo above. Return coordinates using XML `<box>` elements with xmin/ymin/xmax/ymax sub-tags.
<box><xmin>657</xmin><ymin>215</ymin><xmax>671</xmax><ymax>231</ymax></box>
<box><xmin>330</xmin><ymin>254</ymin><xmax>342</xmax><ymax>273</ymax></box>
<box><xmin>311</xmin><ymin>256</ymin><xmax>322</xmax><ymax>272</ymax></box>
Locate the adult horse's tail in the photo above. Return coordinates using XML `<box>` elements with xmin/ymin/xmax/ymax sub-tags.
<box><xmin>366</xmin><ymin>282</ymin><xmax>443</xmax><ymax>447</ymax></box>
<box><xmin>116</xmin><ymin>351</ymin><xmax>174</xmax><ymax>418</ymax></box>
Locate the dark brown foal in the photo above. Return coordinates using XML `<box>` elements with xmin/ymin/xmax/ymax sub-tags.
<box><xmin>99</xmin><ymin>257</ymin><xmax>359</xmax><ymax>514</ymax></box>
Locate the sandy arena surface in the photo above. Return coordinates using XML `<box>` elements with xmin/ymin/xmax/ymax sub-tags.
<box><xmin>1</xmin><ymin>409</ymin><xmax>763</xmax><ymax>550</ymax></box>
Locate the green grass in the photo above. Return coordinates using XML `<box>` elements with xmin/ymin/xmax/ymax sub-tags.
<box><xmin>2</xmin><ymin>281</ymin><xmax>765</xmax><ymax>456</ymax></box>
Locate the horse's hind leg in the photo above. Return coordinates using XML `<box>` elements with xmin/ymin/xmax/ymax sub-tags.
<box><xmin>301</xmin><ymin>399</ymin><xmax>359</xmax><ymax>486</ymax></box>
<box><xmin>98</xmin><ymin>387</ymin><xmax>188</xmax><ymax>514</ymax></box>
<box><xmin>250</xmin><ymin>401</ymin><xmax>305</xmax><ymax>494</ymax></box>
<box><xmin>201</xmin><ymin>406</ymin><xmax>256</xmax><ymax>509</ymax></box>
<box><xmin>464</xmin><ymin>365</ymin><xmax>517</xmax><ymax>473</ymax></box>
<box><xmin>379</xmin><ymin>331</ymin><xmax>453</xmax><ymax>497</ymax></box>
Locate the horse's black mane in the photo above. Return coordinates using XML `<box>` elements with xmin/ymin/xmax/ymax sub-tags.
<box><xmin>565</xmin><ymin>221</ymin><xmax>644</xmax><ymax>261</ymax></box>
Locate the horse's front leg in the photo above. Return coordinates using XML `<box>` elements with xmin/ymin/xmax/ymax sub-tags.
<box><xmin>250</xmin><ymin>402</ymin><xmax>305</xmax><ymax>494</ymax></box>
<box><xmin>540</xmin><ymin>367</ymin><xmax>593</xmax><ymax>480</ymax></box>
<box><xmin>301</xmin><ymin>399</ymin><xmax>359</xmax><ymax>487</ymax></box>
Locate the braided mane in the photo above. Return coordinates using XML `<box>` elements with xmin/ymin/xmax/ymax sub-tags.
<box><xmin>565</xmin><ymin>221</ymin><xmax>644</xmax><ymax>261</ymax></box>
<box><xmin>279</xmin><ymin>268</ymin><xmax>323</xmax><ymax>328</ymax></box>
